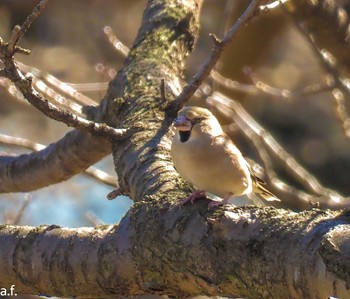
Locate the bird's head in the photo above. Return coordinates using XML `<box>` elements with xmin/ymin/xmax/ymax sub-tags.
<box><xmin>173</xmin><ymin>106</ymin><xmax>222</xmax><ymax>142</ymax></box>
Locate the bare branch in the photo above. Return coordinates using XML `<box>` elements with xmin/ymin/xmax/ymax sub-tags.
<box><xmin>0</xmin><ymin>133</ymin><xmax>117</xmax><ymax>188</ymax></box>
<box><xmin>0</xmin><ymin>204</ymin><xmax>349</xmax><ymax>298</ymax></box>
<box><xmin>285</xmin><ymin>0</ymin><xmax>350</xmax><ymax>75</ymax></box>
<box><xmin>18</xmin><ymin>61</ymin><xmax>98</xmax><ymax>107</ymax></box>
<box><xmin>7</xmin><ymin>0</ymin><xmax>50</xmax><ymax>54</ymax></box>
<box><xmin>244</xmin><ymin>67</ymin><xmax>334</xmax><ymax>98</ymax></box>
<box><xmin>107</xmin><ymin>189</ymin><xmax>122</xmax><ymax>200</ymax></box>
<box><xmin>84</xmin><ymin>167</ymin><xmax>117</xmax><ymax>188</ymax></box>
<box><xmin>212</xmin><ymin>68</ymin><xmax>334</xmax><ymax>98</ymax></box>
<box><xmin>64</xmin><ymin>81</ymin><xmax>108</xmax><ymax>92</ymax></box>
<box><xmin>1</xmin><ymin>60</ymin><xmax>126</xmax><ymax>139</ymax></box>
<box><xmin>0</xmin><ymin>1</ymin><xmax>124</xmax><ymax>140</ymax></box>
<box><xmin>285</xmin><ymin>3</ymin><xmax>350</xmax><ymax>99</ymax></box>
<box><xmin>103</xmin><ymin>26</ymin><xmax>130</xmax><ymax>57</ymax></box>
<box><xmin>0</xmin><ymin>130</ymin><xmax>112</xmax><ymax>193</ymax></box>
<box><xmin>173</xmin><ymin>0</ymin><xmax>265</xmax><ymax>108</ymax></box>
<box><xmin>221</xmin><ymin>1</ymin><xmax>236</xmax><ymax>35</ymax></box>
<box><xmin>95</xmin><ymin>63</ymin><xmax>117</xmax><ymax>80</ymax></box>
<box><xmin>260</xmin><ymin>0</ymin><xmax>288</xmax><ymax>11</ymax></box>
<box><xmin>85</xmin><ymin>210</ymin><xmax>105</xmax><ymax>226</ymax></box>
<box><xmin>7</xmin><ymin>194</ymin><xmax>33</xmax><ymax>225</ymax></box>
<box><xmin>332</xmin><ymin>88</ymin><xmax>350</xmax><ymax>138</ymax></box>
<box><xmin>211</xmin><ymin>69</ymin><xmax>260</xmax><ymax>94</ymax></box>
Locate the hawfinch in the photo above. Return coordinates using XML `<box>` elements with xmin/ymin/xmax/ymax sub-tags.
<box><xmin>171</xmin><ymin>106</ymin><xmax>279</xmax><ymax>207</ymax></box>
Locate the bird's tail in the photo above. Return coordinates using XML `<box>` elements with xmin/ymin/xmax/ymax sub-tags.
<box><xmin>252</xmin><ymin>175</ymin><xmax>280</xmax><ymax>202</ymax></box>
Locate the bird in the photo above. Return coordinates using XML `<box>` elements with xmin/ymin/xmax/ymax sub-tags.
<box><xmin>170</xmin><ymin>106</ymin><xmax>279</xmax><ymax>207</ymax></box>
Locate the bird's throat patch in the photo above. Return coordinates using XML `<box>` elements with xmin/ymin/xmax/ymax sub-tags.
<box><xmin>179</xmin><ymin>130</ymin><xmax>191</xmax><ymax>142</ymax></box>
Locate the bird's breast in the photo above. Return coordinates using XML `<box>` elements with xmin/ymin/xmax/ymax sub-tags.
<box><xmin>171</xmin><ymin>134</ymin><xmax>251</xmax><ymax>198</ymax></box>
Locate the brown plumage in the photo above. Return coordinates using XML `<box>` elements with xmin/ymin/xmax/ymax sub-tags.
<box><xmin>171</xmin><ymin>106</ymin><xmax>279</xmax><ymax>206</ymax></box>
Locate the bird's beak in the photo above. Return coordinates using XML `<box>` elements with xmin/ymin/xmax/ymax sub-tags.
<box><xmin>173</xmin><ymin>115</ymin><xmax>192</xmax><ymax>131</ymax></box>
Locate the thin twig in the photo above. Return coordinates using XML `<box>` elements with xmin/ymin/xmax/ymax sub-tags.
<box><xmin>103</xmin><ymin>26</ymin><xmax>130</xmax><ymax>57</ymax></box>
<box><xmin>0</xmin><ymin>77</ymin><xmax>28</xmax><ymax>104</ymax></box>
<box><xmin>211</xmin><ymin>69</ymin><xmax>260</xmax><ymax>94</ymax></box>
<box><xmin>85</xmin><ymin>211</ymin><xmax>105</xmax><ymax>226</ymax></box>
<box><xmin>0</xmin><ymin>134</ymin><xmax>45</xmax><ymax>151</ymax></box>
<box><xmin>222</xmin><ymin>1</ymin><xmax>236</xmax><ymax>35</ymax></box>
<box><xmin>332</xmin><ymin>88</ymin><xmax>350</xmax><ymax>137</ymax></box>
<box><xmin>65</xmin><ymin>82</ymin><xmax>109</xmax><ymax>92</ymax></box>
<box><xmin>11</xmin><ymin>193</ymin><xmax>32</xmax><ymax>225</ymax></box>
<box><xmin>173</xmin><ymin>0</ymin><xmax>264</xmax><ymax>108</ymax></box>
<box><xmin>285</xmin><ymin>4</ymin><xmax>350</xmax><ymax>97</ymax></box>
<box><xmin>28</xmin><ymin>76</ymin><xmax>84</xmax><ymax>116</ymax></box>
<box><xmin>0</xmin><ymin>133</ymin><xmax>118</xmax><ymax>187</ymax></box>
<box><xmin>1</xmin><ymin>60</ymin><xmax>126</xmax><ymax>139</ymax></box>
<box><xmin>0</xmin><ymin>2</ymin><xmax>125</xmax><ymax>139</ymax></box>
<box><xmin>18</xmin><ymin>61</ymin><xmax>98</xmax><ymax>106</ymax></box>
<box><xmin>160</xmin><ymin>79</ymin><xmax>166</xmax><ymax>102</ymax></box>
<box><xmin>107</xmin><ymin>189</ymin><xmax>121</xmax><ymax>200</ymax></box>
<box><xmin>7</xmin><ymin>0</ymin><xmax>50</xmax><ymax>54</ymax></box>
<box><xmin>259</xmin><ymin>0</ymin><xmax>289</xmax><ymax>11</ymax></box>
<box><xmin>84</xmin><ymin>167</ymin><xmax>117</xmax><ymax>188</ymax></box>
<box><xmin>95</xmin><ymin>63</ymin><xmax>117</xmax><ymax>80</ymax></box>
<box><xmin>212</xmin><ymin>68</ymin><xmax>333</xmax><ymax>98</ymax></box>
<box><xmin>292</xmin><ymin>18</ymin><xmax>350</xmax><ymax>137</ymax></box>
<box><xmin>244</xmin><ymin>67</ymin><xmax>334</xmax><ymax>98</ymax></box>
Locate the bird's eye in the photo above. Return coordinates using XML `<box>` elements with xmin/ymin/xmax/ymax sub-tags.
<box><xmin>192</xmin><ymin>117</ymin><xmax>202</xmax><ymax>123</ymax></box>
<box><xmin>186</xmin><ymin>111</ymin><xmax>196</xmax><ymax>119</ymax></box>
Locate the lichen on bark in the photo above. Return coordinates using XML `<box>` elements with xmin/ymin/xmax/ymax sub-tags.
<box><xmin>98</xmin><ymin>0</ymin><xmax>202</xmax><ymax>201</ymax></box>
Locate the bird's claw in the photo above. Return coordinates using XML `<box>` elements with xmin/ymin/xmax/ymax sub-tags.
<box><xmin>180</xmin><ymin>190</ymin><xmax>206</xmax><ymax>205</ymax></box>
<box><xmin>207</xmin><ymin>196</ymin><xmax>231</xmax><ymax>209</ymax></box>
<box><xmin>208</xmin><ymin>200</ymin><xmax>225</xmax><ymax>209</ymax></box>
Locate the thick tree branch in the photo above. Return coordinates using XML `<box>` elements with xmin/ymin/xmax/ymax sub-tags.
<box><xmin>0</xmin><ymin>133</ymin><xmax>117</xmax><ymax>188</ymax></box>
<box><xmin>0</xmin><ymin>130</ymin><xmax>112</xmax><ymax>193</ymax></box>
<box><xmin>0</xmin><ymin>204</ymin><xmax>349</xmax><ymax>298</ymax></box>
<box><xmin>95</xmin><ymin>0</ymin><xmax>204</xmax><ymax>201</ymax></box>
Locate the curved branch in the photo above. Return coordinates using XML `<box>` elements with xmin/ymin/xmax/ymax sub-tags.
<box><xmin>0</xmin><ymin>130</ymin><xmax>112</xmax><ymax>193</ymax></box>
<box><xmin>0</xmin><ymin>133</ymin><xmax>117</xmax><ymax>188</ymax></box>
<box><xmin>0</xmin><ymin>62</ymin><xmax>126</xmax><ymax>139</ymax></box>
<box><xmin>0</xmin><ymin>204</ymin><xmax>349</xmax><ymax>298</ymax></box>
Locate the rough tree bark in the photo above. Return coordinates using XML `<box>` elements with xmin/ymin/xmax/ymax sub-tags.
<box><xmin>0</xmin><ymin>131</ymin><xmax>111</xmax><ymax>192</ymax></box>
<box><xmin>0</xmin><ymin>0</ymin><xmax>350</xmax><ymax>298</ymax></box>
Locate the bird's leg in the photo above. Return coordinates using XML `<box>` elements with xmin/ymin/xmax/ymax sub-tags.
<box><xmin>208</xmin><ymin>192</ymin><xmax>234</xmax><ymax>209</ymax></box>
<box><xmin>180</xmin><ymin>190</ymin><xmax>207</xmax><ymax>205</ymax></box>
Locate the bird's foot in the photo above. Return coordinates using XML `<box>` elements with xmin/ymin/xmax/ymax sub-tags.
<box><xmin>208</xmin><ymin>193</ymin><xmax>233</xmax><ymax>209</ymax></box>
<box><xmin>208</xmin><ymin>199</ymin><xmax>229</xmax><ymax>209</ymax></box>
<box><xmin>180</xmin><ymin>190</ymin><xmax>207</xmax><ymax>205</ymax></box>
